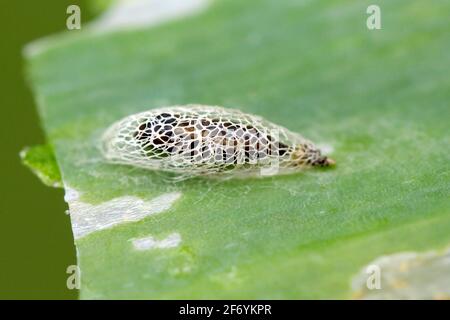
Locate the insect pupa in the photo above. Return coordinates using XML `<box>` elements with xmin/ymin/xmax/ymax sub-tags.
<box><xmin>101</xmin><ymin>105</ymin><xmax>335</xmax><ymax>178</ymax></box>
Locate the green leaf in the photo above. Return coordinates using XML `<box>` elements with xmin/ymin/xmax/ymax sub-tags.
<box><xmin>20</xmin><ymin>144</ymin><xmax>62</xmax><ymax>188</ymax></box>
<box><xmin>24</xmin><ymin>0</ymin><xmax>450</xmax><ymax>299</ymax></box>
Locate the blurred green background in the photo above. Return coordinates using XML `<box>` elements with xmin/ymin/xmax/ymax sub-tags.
<box><xmin>0</xmin><ymin>1</ymin><xmax>93</xmax><ymax>299</ymax></box>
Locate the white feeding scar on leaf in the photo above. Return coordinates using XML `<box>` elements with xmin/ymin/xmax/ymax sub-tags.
<box><xmin>90</xmin><ymin>0</ymin><xmax>209</xmax><ymax>32</ymax></box>
<box><xmin>65</xmin><ymin>190</ymin><xmax>181</xmax><ymax>239</ymax></box>
<box><xmin>352</xmin><ymin>248</ymin><xmax>450</xmax><ymax>299</ymax></box>
<box><xmin>131</xmin><ymin>233</ymin><xmax>181</xmax><ymax>250</ymax></box>
<box><xmin>64</xmin><ymin>187</ymin><xmax>81</xmax><ymax>202</ymax></box>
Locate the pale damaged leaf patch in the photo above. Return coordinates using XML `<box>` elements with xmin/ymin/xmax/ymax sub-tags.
<box><xmin>131</xmin><ymin>232</ymin><xmax>182</xmax><ymax>250</ymax></box>
<box><xmin>90</xmin><ymin>0</ymin><xmax>209</xmax><ymax>32</ymax></box>
<box><xmin>352</xmin><ymin>248</ymin><xmax>450</xmax><ymax>299</ymax></box>
<box><xmin>65</xmin><ymin>188</ymin><xmax>182</xmax><ymax>239</ymax></box>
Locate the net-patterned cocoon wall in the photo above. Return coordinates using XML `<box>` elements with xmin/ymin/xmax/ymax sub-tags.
<box><xmin>101</xmin><ymin>105</ymin><xmax>334</xmax><ymax>178</ymax></box>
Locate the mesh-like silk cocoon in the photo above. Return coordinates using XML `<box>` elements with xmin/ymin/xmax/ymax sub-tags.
<box><xmin>102</xmin><ymin>105</ymin><xmax>333</xmax><ymax>178</ymax></box>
